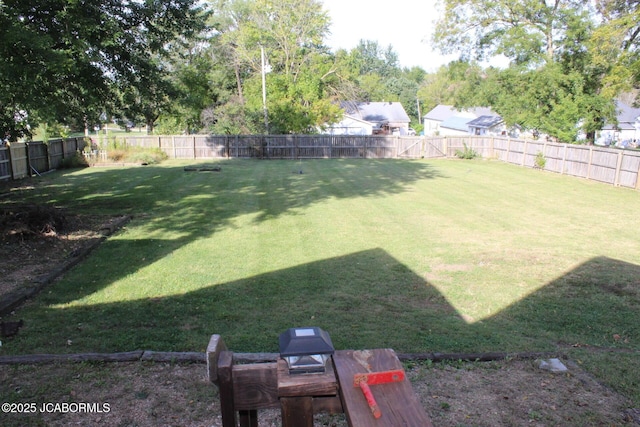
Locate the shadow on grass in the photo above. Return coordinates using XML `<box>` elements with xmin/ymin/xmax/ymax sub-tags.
<box><xmin>1</xmin><ymin>159</ymin><xmax>444</xmax><ymax>303</ymax></box>
<box><xmin>7</xmin><ymin>248</ymin><xmax>639</xmax><ymax>360</ymax></box>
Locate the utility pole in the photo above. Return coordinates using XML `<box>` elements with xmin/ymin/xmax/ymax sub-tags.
<box><xmin>261</xmin><ymin>46</ymin><xmax>269</xmax><ymax>134</ymax></box>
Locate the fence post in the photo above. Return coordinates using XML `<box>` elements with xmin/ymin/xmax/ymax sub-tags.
<box><xmin>522</xmin><ymin>139</ymin><xmax>528</xmax><ymax>167</ymax></box>
<box><xmin>25</xmin><ymin>142</ymin><xmax>33</xmax><ymax>177</ymax></box>
<box><xmin>443</xmin><ymin>137</ymin><xmax>448</xmax><ymax>158</ymax></box>
<box><xmin>394</xmin><ymin>135</ymin><xmax>399</xmax><ymax>158</ymax></box>
<box><xmin>614</xmin><ymin>150</ymin><xmax>624</xmax><ymax>186</ymax></box>
<box><xmin>561</xmin><ymin>144</ymin><xmax>567</xmax><ymax>175</ymax></box>
<box><xmin>635</xmin><ymin>155</ymin><xmax>640</xmax><ymax>190</ymax></box>
<box><xmin>587</xmin><ymin>146</ymin><xmax>594</xmax><ymax>180</ymax></box>
<box><xmin>193</xmin><ymin>136</ymin><xmax>197</xmax><ymax>159</ymax></box>
<box><xmin>7</xmin><ymin>143</ymin><xmax>14</xmax><ymax>180</ymax></box>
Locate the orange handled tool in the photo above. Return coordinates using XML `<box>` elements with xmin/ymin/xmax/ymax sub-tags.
<box><xmin>353</xmin><ymin>369</ymin><xmax>405</xmax><ymax>419</ymax></box>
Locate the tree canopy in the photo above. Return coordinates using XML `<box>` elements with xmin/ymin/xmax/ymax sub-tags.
<box><xmin>2</xmin><ymin>0</ymin><xmax>639</xmax><ymax>142</ymax></box>
<box><xmin>0</xmin><ymin>0</ymin><xmax>207</xmax><ymax>140</ymax></box>
<box><xmin>431</xmin><ymin>0</ymin><xmax>631</xmax><ymax>142</ymax></box>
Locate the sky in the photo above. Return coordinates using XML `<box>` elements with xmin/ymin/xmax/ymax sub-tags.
<box><xmin>320</xmin><ymin>0</ymin><xmax>459</xmax><ymax>72</ymax></box>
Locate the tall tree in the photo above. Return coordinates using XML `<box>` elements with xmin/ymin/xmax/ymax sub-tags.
<box><xmin>204</xmin><ymin>0</ymin><xmax>339</xmax><ymax>134</ymax></box>
<box><xmin>433</xmin><ymin>0</ymin><xmax>593</xmax><ymax>66</ymax></box>
<box><xmin>431</xmin><ymin>0</ymin><xmax>616</xmax><ymax>142</ymax></box>
<box><xmin>591</xmin><ymin>0</ymin><xmax>640</xmax><ymax>101</ymax></box>
<box><xmin>0</xmin><ymin>0</ymin><xmax>207</xmax><ymax>140</ymax></box>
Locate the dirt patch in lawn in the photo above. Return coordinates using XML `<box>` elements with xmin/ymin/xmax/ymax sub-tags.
<box><xmin>0</xmin><ymin>199</ymin><xmax>128</xmax><ymax>314</ymax></box>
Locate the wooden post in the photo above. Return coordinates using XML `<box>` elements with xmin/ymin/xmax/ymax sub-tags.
<box><xmin>239</xmin><ymin>410</ymin><xmax>258</xmax><ymax>427</ymax></box>
<box><xmin>443</xmin><ymin>137</ymin><xmax>448</xmax><ymax>158</ymax></box>
<box><xmin>193</xmin><ymin>136</ymin><xmax>197</xmax><ymax>159</ymax></box>
<box><xmin>614</xmin><ymin>150</ymin><xmax>624</xmax><ymax>187</ymax></box>
<box><xmin>206</xmin><ymin>334</ymin><xmax>227</xmax><ymax>384</ymax></box>
<box><xmin>506</xmin><ymin>138</ymin><xmax>511</xmax><ymax>163</ymax></box>
<box><xmin>635</xmin><ymin>156</ymin><xmax>640</xmax><ymax>190</ymax></box>
<box><xmin>587</xmin><ymin>146</ymin><xmax>594</xmax><ymax>180</ymax></box>
<box><xmin>394</xmin><ymin>135</ymin><xmax>399</xmax><ymax>159</ymax></box>
<box><xmin>281</xmin><ymin>397</ymin><xmax>313</xmax><ymax>427</ymax></box>
<box><xmin>218</xmin><ymin>351</ymin><xmax>237</xmax><ymax>427</ymax></box>
<box><xmin>522</xmin><ymin>139</ymin><xmax>528</xmax><ymax>167</ymax></box>
<box><xmin>6</xmin><ymin>143</ymin><xmax>14</xmax><ymax>180</ymax></box>
<box><xmin>561</xmin><ymin>144</ymin><xmax>567</xmax><ymax>175</ymax></box>
<box><xmin>25</xmin><ymin>142</ymin><xmax>33</xmax><ymax>177</ymax></box>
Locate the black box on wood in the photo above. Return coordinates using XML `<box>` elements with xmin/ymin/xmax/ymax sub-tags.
<box><xmin>279</xmin><ymin>327</ymin><xmax>334</xmax><ymax>375</ymax></box>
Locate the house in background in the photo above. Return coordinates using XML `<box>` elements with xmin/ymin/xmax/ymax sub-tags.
<box><xmin>325</xmin><ymin>101</ymin><xmax>411</xmax><ymax>135</ymax></box>
<box><xmin>467</xmin><ymin>115</ymin><xmax>505</xmax><ymax>136</ymax></box>
<box><xmin>597</xmin><ymin>100</ymin><xmax>640</xmax><ymax>147</ymax></box>
<box><xmin>423</xmin><ymin>105</ymin><xmax>494</xmax><ymax>136</ymax></box>
<box><xmin>438</xmin><ymin>116</ymin><xmax>475</xmax><ymax>136</ymax></box>
<box><xmin>323</xmin><ymin>115</ymin><xmax>373</xmax><ymax>135</ymax></box>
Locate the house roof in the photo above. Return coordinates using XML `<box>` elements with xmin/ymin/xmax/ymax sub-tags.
<box><xmin>467</xmin><ymin>115</ymin><xmax>503</xmax><ymax>129</ymax></box>
<box><xmin>424</xmin><ymin>105</ymin><xmax>494</xmax><ymax>121</ymax></box>
<box><xmin>340</xmin><ymin>101</ymin><xmax>410</xmax><ymax>124</ymax></box>
<box><xmin>602</xmin><ymin>100</ymin><xmax>640</xmax><ymax>130</ymax></box>
<box><xmin>615</xmin><ymin>100</ymin><xmax>640</xmax><ymax>124</ymax></box>
<box><xmin>440</xmin><ymin>116</ymin><xmax>472</xmax><ymax>132</ymax></box>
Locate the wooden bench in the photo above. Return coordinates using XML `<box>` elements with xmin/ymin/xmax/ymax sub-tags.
<box><xmin>206</xmin><ymin>335</ymin><xmax>433</xmax><ymax>427</ymax></box>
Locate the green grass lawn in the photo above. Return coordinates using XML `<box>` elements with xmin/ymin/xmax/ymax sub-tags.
<box><xmin>2</xmin><ymin>158</ymin><xmax>639</xmax><ymax>404</ymax></box>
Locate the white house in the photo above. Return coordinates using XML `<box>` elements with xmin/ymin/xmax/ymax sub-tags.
<box><xmin>598</xmin><ymin>100</ymin><xmax>640</xmax><ymax>146</ymax></box>
<box><xmin>439</xmin><ymin>116</ymin><xmax>474</xmax><ymax>136</ymax></box>
<box><xmin>324</xmin><ymin>115</ymin><xmax>373</xmax><ymax>135</ymax></box>
<box><xmin>325</xmin><ymin>101</ymin><xmax>411</xmax><ymax>135</ymax></box>
<box><xmin>467</xmin><ymin>115</ymin><xmax>505</xmax><ymax>136</ymax></box>
<box><xmin>423</xmin><ymin>105</ymin><xmax>494</xmax><ymax>136</ymax></box>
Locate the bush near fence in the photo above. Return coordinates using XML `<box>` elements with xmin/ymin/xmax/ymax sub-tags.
<box><xmin>2</xmin><ymin>135</ymin><xmax>639</xmax><ymax>191</ymax></box>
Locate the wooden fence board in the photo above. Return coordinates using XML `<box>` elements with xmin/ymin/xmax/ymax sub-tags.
<box><xmin>0</xmin><ymin>146</ymin><xmax>10</xmax><ymax>180</ymax></box>
<box><xmin>9</xmin><ymin>142</ymin><xmax>28</xmax><ymax>179</ymax></box>
<box><xmin>3</xmin><ymin>134</ymin><xmax>640</xmax><ymax>191</ymax></box>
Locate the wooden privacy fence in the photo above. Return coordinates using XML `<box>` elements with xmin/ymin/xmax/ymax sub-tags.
<box><xmin>3</xmin><ymin>134</ymin><xmax>640</xmax><ymax>191</ymax></box>
<box><xmin>0</xmin><ymin>137</ymin><xmax>87</xmax><ymax>181</ymax></box>
<box><xmin>121</xmin><ymin>134</ymin><xmax>431</xmax><ymax>160</ymax></box>
<box><xmin>121</xmin><ymin>134</ymin><xmax>640</xmax><ymax>190</ymax></box>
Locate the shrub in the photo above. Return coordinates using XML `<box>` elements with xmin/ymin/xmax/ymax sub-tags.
<box><xmin>455</xmin><ymin>143</ymin><xmax>478</xmax><ymax>159</ymax></box>
<box><xmin>534</xmin><ymin>151</ymin><xmax>546</xmax><ymax>170</ymax></box>
<box><xmin>107</xmin><ymin>147</ymin><xmax>168</xmax><ymax>164</ymax></box>
<box><xmin>60</xmin><ymin>151</ymin><xmax>89</xmax><ymax>169</ymax></box>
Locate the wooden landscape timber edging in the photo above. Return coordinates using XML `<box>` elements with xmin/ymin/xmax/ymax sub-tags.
<box><xmin>0</xmin><ymin>350</ymin><xmax>562</xmax><ymax>365</ymax></box>
<box><xmin>0</xmin><ymin>215</ymin><xmax>131</xmax><ymax>316</ymax></box>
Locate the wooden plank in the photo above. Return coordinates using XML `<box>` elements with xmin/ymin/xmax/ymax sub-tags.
<box><xmin>333</xmin><ymin>349</ymin><xmax>433</xmax><ymax>427</ymax></box>
<box><xmin>277</xmin><ymin>358</ymin><xmax>338</xmax><ymax>397</ymax></box>
<box><xmin>281</xmin><ymin>396</ymin><xmax>314</xmax><ymax>427</ymax></box>
<box><xmin>232</xmin><ymin>362</ymin><xmax>279</xmax><ymax>410</ymax></box>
